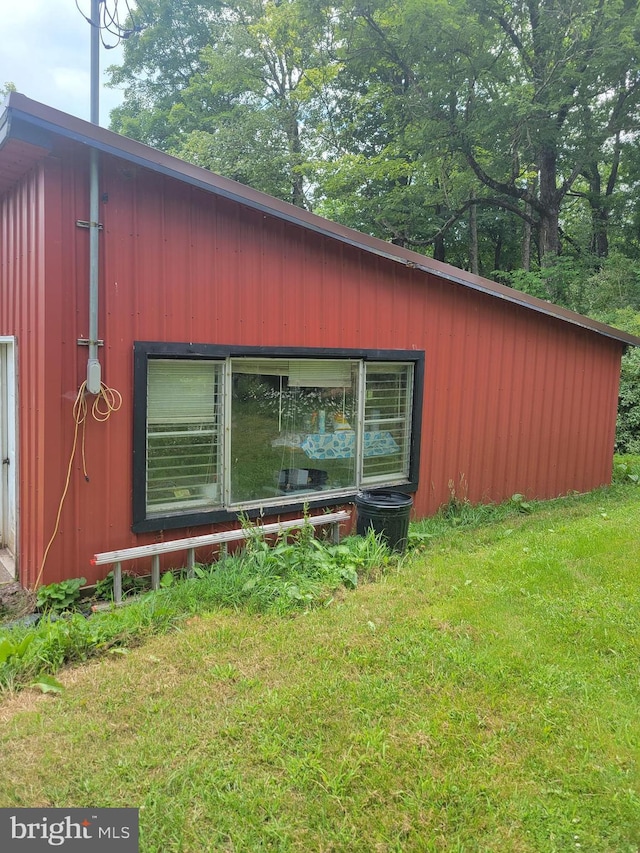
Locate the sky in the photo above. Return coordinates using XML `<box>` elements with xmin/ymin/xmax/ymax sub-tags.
<box><xmin>0</xmin><ymin>1</ymin><xmax>127</xmax><ymax>126</ymax></box>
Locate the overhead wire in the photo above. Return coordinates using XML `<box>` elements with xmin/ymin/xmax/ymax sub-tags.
<box><xmin>75</xmin><ymin>0</ymin><xmax>150</xmax><ymax>50</ymax></box>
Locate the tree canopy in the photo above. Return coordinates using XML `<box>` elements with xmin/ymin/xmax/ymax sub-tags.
<box><xmin>108</xmin><ymin>0</ymin><xmax>640</xmax><ymax>279</ymax></box>
<box><xmin>107</xmin><ymin>0</ymin><xmax>640</xmax><ymax>452</ymax></box>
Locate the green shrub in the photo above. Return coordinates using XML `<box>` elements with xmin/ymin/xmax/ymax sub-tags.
<box><xmin>612</xmin><ymin>455</ymin><xmax>640</xmax><ymax>484</ymax></box>
<box><xmin>616</xmin><ymin>347</ymin><xmax>640</xmax><ymax>453</ymax></box>
<box><xmin>35</xmin><ymin>578</ymin><xmax>86</xmax><ymax>614</ymax></box>
<box><xmin>590</xmin><ymin>309</ymin><xmax>640</xmax><ymax>454</ymax></box>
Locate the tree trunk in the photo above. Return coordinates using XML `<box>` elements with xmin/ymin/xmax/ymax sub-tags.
<box><xmin>522</xmin><ymin>216</ymin><xmax>532</xmax><ymax>272</ymax></box>
<box><xmin>522</xmin><ymin>179</ymin><xmax>536</xmax><ymax>271</ymax></box>
<box><xmin>288</xmin><ymin>111</ymin><xmax>306</xmax><ymax>209</ymax></box>
<box><xmin>539</xmin><ymin>208</ymin><xmax>560</xmax><ymax>263</ymax></box>
<box><xmin>494</xmin><ymin>229</ymin><xmax>503</xmax><ymax>272</ymax></box>
<box><xmin>538</xmin><ymin>146</ymin><xmax>560</xmax><ymax>262</ymax></box>
<box><xmin>469</xmin><ymin>194</ymin><xmax>479</xmax><ymax>275</ymax></box>
<box><xmin>434</xmin><ymin>202</ymin><xmax>446</xmax><ymax>262</ymax></box>
<box><xmin>587</xmin><ymin>165</ymin><xmax>609</xmax><ymax>258</ymax></box>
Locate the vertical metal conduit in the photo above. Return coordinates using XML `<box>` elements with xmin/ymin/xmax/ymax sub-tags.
<box><xmin>87</xmin><ymin>0</ymin><xmax>102</xmax><ymax>394</ymax></box>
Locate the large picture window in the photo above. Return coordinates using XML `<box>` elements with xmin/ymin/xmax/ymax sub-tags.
<box><xmin>133</xmin><ymin>345</ymin><xmax>422</xmax><ymax>531</ymax></box>
<box><xmin>230</xmin><ymin>359</ymin><xmax>360</xmax><ymax>503</ymax></box>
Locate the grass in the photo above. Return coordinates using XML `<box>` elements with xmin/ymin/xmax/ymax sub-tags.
<box><xmin>0</xmin><ymin>527</ymin><xmax>390</xmax><ymax>693</ymax></box>
<box><xmin>1</xmin><ymin>481</ymin><xmax>639</xmax><ymax>851</ymax></box>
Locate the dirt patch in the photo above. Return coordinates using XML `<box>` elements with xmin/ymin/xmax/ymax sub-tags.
<box><xmin>0</xmin><ymin>582</ymin><xmax>36</xmax><ymax>625</ymax></box>
<box><xmin>0</xmin><ymin>686</ymin><xmax>51</xmax><ymax>724</ymax></box>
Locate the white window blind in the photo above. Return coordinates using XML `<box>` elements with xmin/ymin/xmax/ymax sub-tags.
<box><xmin>230</xmin><ymin>359</ymin><xmax>290</xmax><ymax>377</ymax></box>
<box><xmin>288</xmin><ymin>360</ymin><xmax>353</xmax><ymax>388</ymax></box>
<box><xmin>362</xmin><ymin>363</ymin><xmax>413</xmax><ymax>482</ymax></box>
<box><xmin>231</xmin><ymin>358</ymin><xmax>353</xmax><ymax>388</ymax></box>
<box><xmin>146</xmin><ymin>359</ymin><xmax>223</xmax><ymax>512</ymax></box>
<box><xmin>148</xmin><ymin>360</ymin><xmax>219</xmax><ymax>423</ymax></box>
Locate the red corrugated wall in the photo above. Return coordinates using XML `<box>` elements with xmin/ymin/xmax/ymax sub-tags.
<box><xmin>0</xmin><ymin>162</ymin><xmax>47</xmax><ymax>588</ymax></box>
<box><xmin>1</xmin><ymin>149</ymin><xmax>623</xmax><ymax>586</ymax></box>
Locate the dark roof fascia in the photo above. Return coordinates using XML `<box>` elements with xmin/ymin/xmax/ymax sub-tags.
<box><xmin>0</xmin><ymin>99</ymin><xmax>9</xmax><ymax>148</ymax></box>
<box><xmin>0</xmin><ymin>96</ymin><xmax>53</xmax><ymax>155</ymax></box>
<box><xmin>4</xmin><ymin>93</ymin><xmax>640</xmax><ymax>349</ymax></box>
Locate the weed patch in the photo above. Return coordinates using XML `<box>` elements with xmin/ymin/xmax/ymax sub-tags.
<box><xmin>0</xmin><ymin>526</ymin><xmax>392</xmax><ymax>694</ymax></box>
<box><xmin>35</xmin><ymin>577</ymin><xmax>86</xmax><ymax>614</ymax></box>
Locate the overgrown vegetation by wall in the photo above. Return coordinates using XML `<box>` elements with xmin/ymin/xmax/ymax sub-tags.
<box><xmin>0</xmin><ymin>526</ymin><xmax>391</xmax><ymax>694</ymax></box>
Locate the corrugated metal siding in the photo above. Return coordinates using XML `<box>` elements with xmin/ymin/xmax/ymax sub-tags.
<box><xmin>416</xmin><ymin>279</ymin><xmax>619</xmax><ymax>511</ymax></box>
<box><xmin>2</xmin><ymin>149</ymin><xmax>625</xmax><ymax>585</ymax></box>
<box><xmin>0</xmin><ymin>163</ymin><xmax>47</xmax><ymax>588</ymax></box>
<box><xmin>0</xmin><ymin>137</ymin><xmax>49</xmax><ymax>197</ymax></box>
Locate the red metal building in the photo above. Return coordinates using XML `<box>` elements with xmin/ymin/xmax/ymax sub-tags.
<box><xmin>1</xmin><ymin>94</ymin><xmax>638</xmax><ymax>588</ymax></box>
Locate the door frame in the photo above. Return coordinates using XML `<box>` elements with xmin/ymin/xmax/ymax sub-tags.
<box><xmin>0</xmin><ymin>337</ymin><xmax>18</xmax><ymax>578</ymax></box>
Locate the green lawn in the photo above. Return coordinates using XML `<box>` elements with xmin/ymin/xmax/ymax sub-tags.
<box><xmin>1</xmin><ymin>485</ymin><xmax>639</xmax><ymax>852</ymax></box>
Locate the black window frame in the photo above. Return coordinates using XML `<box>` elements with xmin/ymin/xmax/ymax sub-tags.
<box><xmin>132</xmin><ymin>342</ymin><xmax>424</xmax><ymax>533</ymax></box>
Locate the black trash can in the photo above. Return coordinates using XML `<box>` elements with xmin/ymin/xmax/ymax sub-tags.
<box><xmin>355</xmin><ymin>490</ymin><xmax>413</xmax><ymax>553</ymax></box>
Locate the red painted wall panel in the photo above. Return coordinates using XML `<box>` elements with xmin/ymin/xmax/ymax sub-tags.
<box><xmin>1</xmin><ymin>149</ymin><xmax>625</xmax><ymax>586</ymax></box>
<box><xmin>0</xmin><ymin>164</ymin><xmax>47</xmax><ymax>588</ymax></box>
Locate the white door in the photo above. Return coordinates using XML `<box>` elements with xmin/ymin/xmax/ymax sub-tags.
<box><xmin>0</xmin><ymin>339</ymin><xmax>17</xmax><ymax>565</ymax></box>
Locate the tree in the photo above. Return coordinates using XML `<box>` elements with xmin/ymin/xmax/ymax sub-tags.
<box><xmin>325</xmin><ymin>0</ymin><xmax>640</xmax><ymax>271</ymax></box>
<box><xmin>109</xmin><ymin>0</ymin><xmax>340</xmax><ymax>207</ymax></box>
<box><xmin>305</xmin><ymin>0</ymin><xmax>474</xmax><ymax>260</ymax></box>
<box><xmin>108</xmin><ymin>0</ymin><xmax>219</xmax><ymax>148</ymax></box>
<box><xmin>1</xmin><ymin>82</ymin><xmax>16</xmax><ymax>101</ymax></box>
<box><xmin>107</xmin><ymin>0</ymin><xmax>640</xmax><ymax>274</ymax></box>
